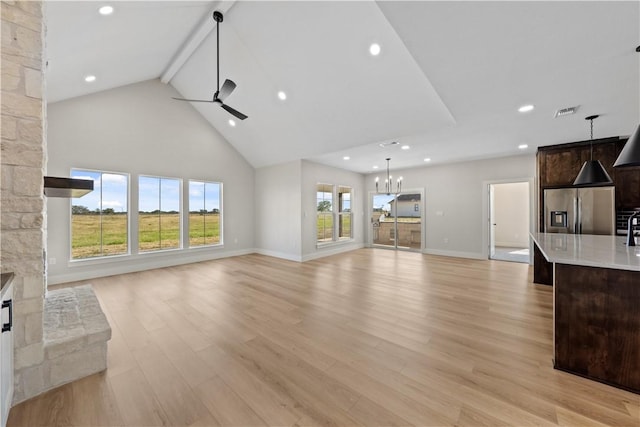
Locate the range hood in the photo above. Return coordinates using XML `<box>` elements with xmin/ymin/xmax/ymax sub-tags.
<box><xmin>44</xmin><ymin>176</ymin><xmax>93</xmax><ymax>198</ymax></box>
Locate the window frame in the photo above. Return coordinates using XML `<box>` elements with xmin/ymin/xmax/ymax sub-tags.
<box><xmin>187</xmin><ymin>179</ymin><xmax>224</xmax><ymax>248</ymax></box>
<box><xmin>69</xmin><ymin>168</ymin><xmax>131</xmax><ymax>261</ymax></box>
<box><xmin>138</xmin><ymin>174</ymin><xmax>183</xmax><ymax>253</ymax></box>
<box><xmin>316</xmin><ymin>183</ymin><xmax>354</xmax><ymax>247</ymax></box>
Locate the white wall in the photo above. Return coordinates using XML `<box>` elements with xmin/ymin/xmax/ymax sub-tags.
<box><xmin>46</xmin><ymin>79</ymin><xmax>255</xmax><ymax>284</ymax></box>
<box><xmin>365</xmin><ymin>154</ymin><xmax>536</xmax><ymax>259</ymax></box>
<box><xmin>301</xmin><ymin>160</ymin><xmax>366</xmax><ymax>260</ymax></box>
<box><xmin>254</xmin><ymin>161</ymin><xmax>302</xmax><ymax>261</ymax></box>
<box><xmin>493</xmin><ymin>182</ymin><xmax>530</xmax><ymax>247</ymax></box>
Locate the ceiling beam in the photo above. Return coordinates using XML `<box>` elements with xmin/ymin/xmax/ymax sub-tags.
<box><xmin>160</xmin><ymin>0</ymin><xmax>236</xmax><ymax>84</ymax></box>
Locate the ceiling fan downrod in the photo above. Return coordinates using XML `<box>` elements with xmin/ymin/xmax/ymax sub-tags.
<box><xmin>213</xmin><ymin>11</ymin><xmax>223</xmax><ymax>95</ymax></box>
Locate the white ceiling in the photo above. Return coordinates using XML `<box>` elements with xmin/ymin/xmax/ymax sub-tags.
<box><xmin>45</xmin><ymin>1</ymin><xmax>640</xmax><ymax>173</ymax></box>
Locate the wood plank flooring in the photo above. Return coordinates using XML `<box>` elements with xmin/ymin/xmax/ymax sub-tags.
<box><xmin>8</xmin><ymin>249</ymin><xmax>639</xmax><ymax>426</ymax></box>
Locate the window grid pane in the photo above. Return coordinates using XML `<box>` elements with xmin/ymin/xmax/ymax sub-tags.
<box><xmin>317</xmin><ymin>213</ymin><xmax>334</xmax><ymax>242</ymax></box>
<box><xmin>338</xmin><ymin>213</ymin><xmax>352</xmax><ymax>239</ymax></box>
<box><xmin>139</xmin><ymin>176</ymin><xmax>181</xmax><ymax>252</ymax></box>
<box><xmin>189</xmin><ymin>181</ymin><xmax>222</xmax><ymax>247</ymax></box>
<box><xmin>71</xmin><ymin>169</ymin><xmax>128</xmax><ymax>259</ymax></box>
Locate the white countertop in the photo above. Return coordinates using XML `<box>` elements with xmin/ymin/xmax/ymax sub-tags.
<box><xmin>531</xmin><ymin>233</ymin><xmax>640</xmax><ymax>272</ymax></box>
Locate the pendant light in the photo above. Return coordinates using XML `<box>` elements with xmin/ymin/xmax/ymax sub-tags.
<box><xmin>573</xmin><ymin>115</ymin><xmax>613</xmax><ymax>186</ymax></box>
<box><xmin>613</xmin><ymin>124</ymin><xmax>640</xmax><ymax>167</ymax></box>
<box><xmin>375</xmin><ymin>158</ymin><xmax>403</xmax><ymax>195</ymax></box>
<box><xmin>615</xmin><ymin>47</ymin><xmax>640</xmax><ymax>167</ymax></box>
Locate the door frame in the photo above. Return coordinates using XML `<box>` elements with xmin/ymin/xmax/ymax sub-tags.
<box><xmin>367</xmin><ymin>188</ymin><xmax>425</xmax><ymax>252</ymax></box>
<box><xmin>482</xmin><ymin>178</ymin><xmax>535</xmax><ymax>264</ymax></box>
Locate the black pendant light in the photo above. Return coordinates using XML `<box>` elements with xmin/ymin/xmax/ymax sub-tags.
<box><xmin>573</xmin><ymin>115</ymin><xmax>613</xmax><ymax>186</ymax></box>
<box><xmin>613</xmin><ymin>46</ymin><xmax>640</xmax><ymax>167</ymax></box>
<box><xmin>613</xmin><ymin>124</ymin><xmax>640</xmax><ymax>167</ymax></box>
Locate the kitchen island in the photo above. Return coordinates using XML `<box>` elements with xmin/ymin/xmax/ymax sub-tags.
<box><xmin>531</xmin><ymin>232</ymin><xmax>640</xmax><ymax>394</ymax></box>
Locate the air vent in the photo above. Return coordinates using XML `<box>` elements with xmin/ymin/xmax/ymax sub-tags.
<box><xmin>554</xmin><ymin>106</ymin><xmax>579</xmax><ymax>118</ymax></box>
<box><xmin>378</xmin><ymin>141</ymin><xmax>400</xmax><ymax>148</ymax></box>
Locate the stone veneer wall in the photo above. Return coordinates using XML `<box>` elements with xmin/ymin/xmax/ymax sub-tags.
<box><xmin>1</xmin><ymin>0</ymin><xmax>47</xmax><ymax>403</ymax></box>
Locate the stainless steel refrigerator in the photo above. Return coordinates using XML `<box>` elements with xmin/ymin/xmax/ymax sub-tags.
<box><xmin>544</xmin><ymin>187</ymin><xmax>615</xmax><ymax>235</ymax></box>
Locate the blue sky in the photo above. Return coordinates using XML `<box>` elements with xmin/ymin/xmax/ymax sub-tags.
<box><xmin>71</xmin><ymin>170</ymin><xmax>221</xmax><ymax>213</ymax></box>
<box><xmin>188</xmin><ymin>181</ymin><xmax>221</xmax><ymax>212</ymax></box>
<box><xmin>373</xmin><ymin>194</ymin><xmax>395</xmax><ymax>212</ymax></box>
<box><xmin>72</xmin><ymin>170</ymin><xmax>128</xmax><ymax>212</ymax></box>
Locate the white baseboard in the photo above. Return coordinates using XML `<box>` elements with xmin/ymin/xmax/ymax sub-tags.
<box><xmin>47</xmin><ymin>248</ymin><xmax>255</xmax><ymax>285</ymax></box>
<box><xmin>253</xmin><ymin>248</ymin><xmax>302</xmax><ymax>262</ymax></box>
<box><xmin>302</xmin><ymin>242</ymin><xmax>365</xmax><ymax>262</ymax></box>
<box><xmin>423</xmin><ymin>248</ymin><xmax>486</xmax><ymax>260</ymax></box>
<box><xmin>495</xmin><ymin>241</ymin><xmax>529</xmax><ymax>248</ymax></box>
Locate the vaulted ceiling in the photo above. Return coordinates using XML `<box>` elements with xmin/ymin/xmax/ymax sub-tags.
<box><xmin>46</xmin><ymin>1</ymin><xmax>640</xmax><ymax>173</ymax></box>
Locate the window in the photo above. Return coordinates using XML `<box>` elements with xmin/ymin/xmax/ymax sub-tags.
<box><xmin>338</xmin><ymin>186</ymin><xmax>352</xmax><ymax>240</ymax></box>
<box><xmin>138</xmin><ymin>176</ymin><xmax>181</xmax><ymax>252</ymax></box>
<box><xmin>71</xmin><ymin>169</ymin><xmax>128</xmax><ymax>259</ymax></box>
<box><xmin>188</xmin><ymin>180</ymin><xmax>222</xmax><ymax>247</ymax></box>
<box><xmin>317</xmin><ymin>184</ymin><xmax>333</xmax><ymax>242</ymax></box>
<box><xmin>317</xmin><ymin>183</ymin><xmax>353</xmax><ymax>244</ymax></box>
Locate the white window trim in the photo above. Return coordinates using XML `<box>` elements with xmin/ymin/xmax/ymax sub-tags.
<box><xmin>69</xmin><ymin>168</ymin><xmax>131</xmax><ymax>261</ymax></box>
<box><xmin>316</xmin><ymin>183</ymin><xmax>354</xmax><ymax>247</ymax></box>
<box><xmin>138</xmin><ymin>174</ymin><xmax>183</xmax><ymax>252</ymax></box>
<box><xmin>187</xmin><ymin>179</ymin><xmax>224</xmax><ymax>248</ymax></box>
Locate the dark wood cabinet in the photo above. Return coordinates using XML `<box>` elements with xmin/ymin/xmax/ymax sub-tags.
<box><xmin>538</xmin><ymin>146</ymin><xmax>586</xmax><ymax>187</ymax></box>
<box><xmin>532</xmin><ymin>242</ymin><xmax>552</xmax><ymax>286</ymax></box>
<box><xmin>537</xmin><ymin>136</ymin><xmax>640</xmax><ymax>230</ymax></box>
<box><xmin>554</xmin><ymin>263</ymin><xmax>640</xmax><ymax>393</ymax></box>
<box><xmin>614</xmin><ymin>140</ymin><xmax>640</xmax><ymax>209</ymax></box>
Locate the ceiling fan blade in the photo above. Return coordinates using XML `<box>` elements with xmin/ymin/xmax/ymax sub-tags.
<box><xmin>221</xmin><ymin>103</ymin><xmax>248</xmax><ymax>120</ymax></box>
<box><xmin>172</xmin><ymin>97</ymin><xmax>215</xmax><ymax>103</ymax></box>
<box><xmin>217</xmin><ymin>79</ymin><xmax>237</xmax><ymax>101</ymax></box>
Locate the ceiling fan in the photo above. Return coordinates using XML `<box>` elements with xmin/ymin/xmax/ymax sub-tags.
<box><xmin>172</xmin><ymin>11</ymin><xmax>247</xmax><ymax>120</ymax></box>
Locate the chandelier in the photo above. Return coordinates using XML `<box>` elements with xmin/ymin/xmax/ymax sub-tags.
<box><xmin>375</xmin><ymin>158</ymin><xmax>402</xmax><ymax>195</ymax></box>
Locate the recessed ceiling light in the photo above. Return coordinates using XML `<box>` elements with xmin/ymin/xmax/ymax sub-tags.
<box><xmin>518</xmin><ymin>144</ymin><xmax>528</xmax><ymax>149</ymax></box>
<box><xmin>343</xmin><ymin>156</ymin><xmax>350</xmax><ymax>160</ymax></box>
<box><xmin>401</xmin><ymin>145</ymin><xmax>410</xmax><ymax>150</ymax></box>
<box><xmin>228</xmin><ymin>119</ymin><xmax>236</xmax><ymax>127</ymax></box>
<box><xmin>424</xmin><ymin>158</ymin><xmax>431</xmax><ymax>162</ymax></box>
<box><xmin>277</xmin><ymin>91</ymin><xmax>287</xmax><ymax>101</ymax></box>
<box><xmin>98</xmin><ymin>5</ymin><xmax>114</xmax><ymax>15</ymax></box>
<box><xmin>369</xmin><ymin>43</ymin><xmax>381</xmax><ymax>56</ymax></box>
<box><xmin>373</xmin><ymin>165</ymin><xmax>379</xmax><ymax>169</ymax></box>
<box><xmin>518</xmin><ymin>104</ymin><xmax>534</xmax><ymax>113</ymax></box>
<box><xmin>84</xmin><ymin>75</ymin><xmax>96</xmax><ymax>83</ymax></box>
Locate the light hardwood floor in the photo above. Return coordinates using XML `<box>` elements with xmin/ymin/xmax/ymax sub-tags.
<box><xmin>8</xmin><ymin>249</ymin><xmax>639</xmax><ymax>426</ymax></box>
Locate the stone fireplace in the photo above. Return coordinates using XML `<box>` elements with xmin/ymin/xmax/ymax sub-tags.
<box><xmin>1</xmin><ymin>0</ymin><xmax>110</xmax><ymax>405</ymax></box>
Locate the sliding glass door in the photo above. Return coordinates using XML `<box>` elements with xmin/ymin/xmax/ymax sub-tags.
<box><xmin>371</xmin><ymin>192</ymin><xmax>422</xmax><ymax>250</ymax></box>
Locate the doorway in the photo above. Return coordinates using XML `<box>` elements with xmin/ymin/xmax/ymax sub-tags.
<box><xmin>489</xmin><ymin>182</ymin><xmax>530</xmax><ymax>263</ymax></box>
<box><xmin>371</xmin><ymin>192</ymin><xmax>422</xmax><ymax>250</ymax></box>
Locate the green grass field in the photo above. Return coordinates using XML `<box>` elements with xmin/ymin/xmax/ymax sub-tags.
<box><xmin>72</xmin><ymin>213</ymin><xmax>220</xmax><ymax>259</ymax></box>
<box><xmin>317</xmin><ymin>213</ymin><xmax>351</xmax><ymax>241</ymax></box>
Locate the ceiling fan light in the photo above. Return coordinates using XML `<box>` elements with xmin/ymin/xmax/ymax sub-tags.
<box><xmin>573</xmin><ymin>160</ymin><xmax>613</xmax><ymax>186</ymax></box>
<box><xmin>614</xmin><ymin>124</ymin><xmax>640</xmax><ymax>167</ymax></box>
